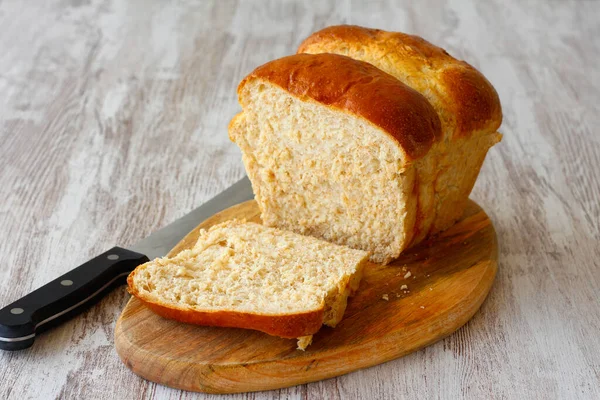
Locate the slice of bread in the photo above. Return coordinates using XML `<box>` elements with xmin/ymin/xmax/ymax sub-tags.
<box><xmin>127</xmin><ymin>220</ymin><xmax>369</xmax><ymax>349</ymax></box>
<box><xmin>298</xmin><ymin>25</ymin><xmax>503</xmax><ymax>234</ymax></box>
<box><xmin>230</xmin><ymin>53</ymin><xmax>442</xmax><ymax>263</ymax></box>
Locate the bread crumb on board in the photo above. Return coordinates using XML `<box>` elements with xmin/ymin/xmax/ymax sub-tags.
<box><xmin>404</xmin><ymin>271</ymin><xmax>411</xmax><ymax>279</ymax></box>
<box><xmin>297</xmin><ymin>335</ymin><xmax>312</xmax><ymax>350</ymax></box>
<box><xmin>400</xmin><ymin>284</ymin><xmax>408</xmax><ymax>290</ymax></box>
<box><xmin>382</xmin><ymin>294</ymin><xmax>389</xmax><ymax>301</ymax></box>
<box><xmin>420</xmin><ymin>306</ymin><xmax>425</xmax><ymax>309</ymax></box>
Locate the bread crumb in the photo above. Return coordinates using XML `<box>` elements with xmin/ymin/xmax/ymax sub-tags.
<box><xmin>402</xmin><ymin>266</ymin><xmax>407</xmax><ymax>272</ymax></box>
<box><xmin>297</xmin><ymin>335</ymin><xmax>312</xmax><ymax>350</ymax></box>
<box><xmin>404</xmin><ymin>271</ymin><xmax>411</xmax><ymax>279</ymax></box>
<box><xmin>396</xmin><ymin>293</ymin><xmax>402</xmax><ymax>298</ymax></box>
<box><xmin>429</xmin><ymin>287</ymin><xmax>433</xmax><ymax>291</ymax></box>
<box><xmin>382</xmin><ymin>294</ymin><xmax>389</xmax><ymax>301</ymax></box>
<box><xmin>420</xmin><ymin>306</ymin><xmax>425</xmax><ymax>309</ymax></box>
<box><xmin>400</xmin><ymin>284</ymin><xmax>408</xmax><ymax>290</ymax></box>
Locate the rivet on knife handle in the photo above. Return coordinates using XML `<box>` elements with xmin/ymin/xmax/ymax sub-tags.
<box><xmin>0</xmin><ymin>247</ymin><xmax>149</xmax><ymax>351</ymax></box>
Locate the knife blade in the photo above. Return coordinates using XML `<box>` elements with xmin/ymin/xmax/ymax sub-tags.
<box><xmin>0</xmin><ymin>176</ymin><xmax>254</xmax><ymax>350</ymax></box>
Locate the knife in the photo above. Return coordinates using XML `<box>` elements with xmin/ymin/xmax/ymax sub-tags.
<box><xmin>0</xmin><ymin>176</ymin><xmax>254</xmax><ymax>351</ymax></box>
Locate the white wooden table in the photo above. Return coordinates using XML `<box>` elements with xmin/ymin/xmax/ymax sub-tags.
<box><xmin>1</xmin><ymin>1</ymin><xmax>599</xmax><ymax>399</ymax></box>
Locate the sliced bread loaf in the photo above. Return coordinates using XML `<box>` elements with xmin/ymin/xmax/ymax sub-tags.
<box><xmin>298</xmin><ymin>25</ymin><xmax>503</xmax><ymax>234</ymax></box>
<box><xmin>229</xmin><ymin>53</ymin><xmax>442</xmax><ymax>263</ymax></box>
<box><xmin>127</xmin><ymin>220</ymin><xmax>369</xmax><ymax>349</ymax></box>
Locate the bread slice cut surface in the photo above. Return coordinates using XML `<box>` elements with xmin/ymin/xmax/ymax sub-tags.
<box><xmin>230</xmin><ymin>53</ymin><xmax>442</xmax><ymax>263</ymax></box>
<box><xmin>127</xmin><ymin>220</ymin><xmax>369</xmax><ymax>348</ymax></box>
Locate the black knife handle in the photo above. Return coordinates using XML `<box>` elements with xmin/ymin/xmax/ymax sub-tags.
<box><xmin>0</xmin><ymin>247</ymin><xmax>149</xmax><ymax>351</ymax></box>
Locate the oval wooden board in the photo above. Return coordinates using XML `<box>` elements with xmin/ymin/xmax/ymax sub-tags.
<box><xmin>115</xmin><ymin>199</ymin><xmax>497</xmax><ymax>394</ymax></box>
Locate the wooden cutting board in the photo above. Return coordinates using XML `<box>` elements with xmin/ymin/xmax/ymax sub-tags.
<box><xmin>115</xmin><ymin>199</ymin><xmax>497</xmax><ymax>394</ymax></box>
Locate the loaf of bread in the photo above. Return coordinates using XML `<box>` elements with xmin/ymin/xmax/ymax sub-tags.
<box><xmin>230</xmin><ymin>52</ymin><xmax>443</xmax><ymax>263</ymax></box>
<box><xmin>127</xmin><ymin>220</ymin><xmax>369</xmax><ymax>349</ymax></box>
<box><xmin>298</xmin><ymin>25</ymin><xmax>503</xmax><ymax>234</ymax></box>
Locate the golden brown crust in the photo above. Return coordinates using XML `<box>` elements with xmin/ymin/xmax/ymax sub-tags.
<box><xmin>238</xmin><ymin>53</ymin><xmax>442</xmax><ymax>160</ymax></box>
<box><xmin>440</xmin><ymin>66</ymin><xmax>501</xmax><ymax>135</ymax></box>
<box><xmin>127</xmin><ymin>270</ymin><xmax>324</xmax><ymax>339</ymax></box>
<box><xmin>298</xmin><ymin>25</ymin><xmax>502</xmax><ymax>137</ymax></box>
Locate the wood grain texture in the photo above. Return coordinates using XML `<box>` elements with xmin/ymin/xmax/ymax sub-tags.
<box><xmin>0</xmin><ymin>0</ymin><xmax>598</xmax><ymax>399</ymax></box>
<box><xmin>115</xmin><ymin>199</ymin><xmax>497</xmax><ymax>394</ymax></box>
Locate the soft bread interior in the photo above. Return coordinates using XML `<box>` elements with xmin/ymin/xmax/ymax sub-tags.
<box><xmin>230</xmin><ymin>79</ymin><xmax>418</xmax><ymax>263</ymax></box>
<box><xmin>128</xmin><ymin>220</ymin><xmax>368</xmax><ymax>349</ymax></box>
